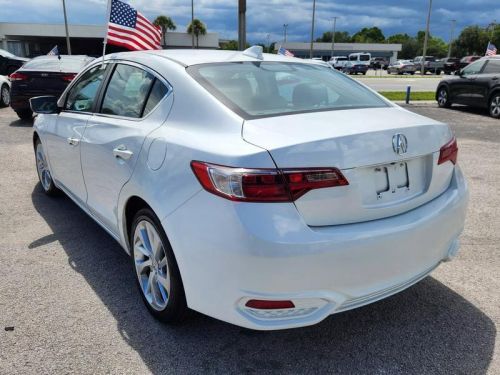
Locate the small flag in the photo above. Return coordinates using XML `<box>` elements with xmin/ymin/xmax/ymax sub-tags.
<box><xmin>47</xmin><ymin>45</ymin><xmax>59</xmax><ymax>56</ymax></box>
<box><xmin>106</xmin><ymin>0</ymin><xmax>162</xmax><ymax>51</ymax></box>
<box><xmin>278</xmin><ymin>46</ymin><xmax>294</xmax><ymax>57</ymax></box>
<box><xmin>486</xmin><ymin>42</ymin><xmax>497</xmax><ymax>56</ymax></box>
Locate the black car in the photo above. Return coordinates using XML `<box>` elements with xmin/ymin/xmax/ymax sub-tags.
<box><xmin>370</xmin><ymin>57</ymin><xmax>389</xmax><ymax>70</ymax></box>
<box><xmin>436</xmin><ymin>56</ymin><xmax>500</xmax><ymax>118</ymax></box>
<box><xmin>9</xmin><ymin>55</ymin><xmax>94</xmax><ymax>120</ymax></box>
<box><xmin>0</xmin><ymin>49</ymin><xmax>29</xmax><ymax>76</ymax></box>
<box><xmin>442</xmin><ymin>57</ymin><xmax>461</xmax><ymax>75</ymax></box>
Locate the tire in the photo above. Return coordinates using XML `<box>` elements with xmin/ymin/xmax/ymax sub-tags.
<box><xmin>131</xmin><ymin>208</ymin><xmax>188</xmax><ymax>323</ymax></box>
<box><xmin>436</xmin><ymin>69</ymin><xmax>442</xmax><ymax>75</ymax></box>
<box><xmin>34</xmin><ymin>139</ymin><xmax>60</xmax><ymax>196</ymax></box>
<box><xmin>437</xmin><ymin>86</ymin><xmax>452</xmax><ymax>108</ymax></box>
<box><xmin>16</xmin><ymin>108</ymin><xmax>33</xmax><ymax>120</ymax></box>
<box><xmin>0</xmin><ymin>84</ymin><xmax>10</xmax><ymax>107</ymax></box>
<box><xmin>489</xmin><ymin>93</ymin><xmax>500</xmax><ymax>119</ymax></box>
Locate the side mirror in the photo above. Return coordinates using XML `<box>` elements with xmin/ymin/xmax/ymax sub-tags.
<box><xmin>30</xmin><ymin>96</ymin><xmax>60</xmax><ymax>114</ymax></box>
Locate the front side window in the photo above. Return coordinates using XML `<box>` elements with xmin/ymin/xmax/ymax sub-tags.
<box><xmin>65</xmin><ymin>64</ymin><xmax>107</xmax><ymax>112</ymax></box>
<box><xmin>188</xmin><ymin>62</ymin><xmax>388</xmax><ymax>119</ymax></box>
<box><xmin>482</xmin><ymin>59</ymin><xmax>500</xmax><ymax>74</ymax></box>
<box><xmin>462</xmin><ymin>60</ymin><xmax>486</xmax><ymax>76</ymax></box>
<box><xmin>100</xmin><ymin>64</ymin><xmax>154</xmax><ymax>118</ymax></box>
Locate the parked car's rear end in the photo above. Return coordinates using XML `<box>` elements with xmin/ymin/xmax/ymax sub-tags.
<box><xmin>10</xmin><ymin>55</ymin><xmax>93</xmax><ymax>119</ymax></box>
<box><xmin>443</xmin><ymin>57</ymin><xmax>461</xmax><ymax>74</ymax></box>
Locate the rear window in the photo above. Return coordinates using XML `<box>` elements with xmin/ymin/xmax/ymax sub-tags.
<box><xmin>188</xmin><ymin>62</ymin><xmax>388</xmax><ymax>119</ymax></box>
<box><xmin>359</xmin><ymin>54</ymin><xmax>370</xmax><ymax>61</ymax></box>
<box><xmin>22</xmin><ymin>57</ymin><xmax>92</xmax><ymax>72</ymax></box>
<box><xmin>337</xmin><ymin>57</ymin><xmax>347</xmax><ymax>61</ymax></box>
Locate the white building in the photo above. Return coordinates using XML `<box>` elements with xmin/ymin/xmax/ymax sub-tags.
<box><xmin>0</xmin><ymin>22</ymin><xmax>219</xmax><ymax>57</ymax></box>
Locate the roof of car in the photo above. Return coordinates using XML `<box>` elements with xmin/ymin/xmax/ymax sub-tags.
<box><xmin>105</xmin><ymin>49</ymin><xmax>311</xmax><ymax>67</ymax></box>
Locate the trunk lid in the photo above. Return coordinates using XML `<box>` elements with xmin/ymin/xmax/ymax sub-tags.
<box><xmin>243</xmin><ymin>107</ymin><xmax>455</xmax><ymax>226</ymax></box>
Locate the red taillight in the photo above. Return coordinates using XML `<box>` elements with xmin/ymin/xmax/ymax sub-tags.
<box><xmin>9</xmin><ymin>72</ymin><xmax>28</xmax><ymax>81</ymax></box>
<box><xmin>61</xmin><ymin>73</ymin><xmax>77</xmax><ymax>82</ymax></box>
<box><xmin>191</xmin><ymin>161</ymin><xmax>348</xmax><ymax>202</ymax></box>
<box><xmin>438</xmin><ymin>137</ymin><xmax>458</xmax><ymax>165</ymax></box>
<box><xmin>245</xmin><ymin>300</ymin><xmax>295</xmax><ymax>310</ymax></box>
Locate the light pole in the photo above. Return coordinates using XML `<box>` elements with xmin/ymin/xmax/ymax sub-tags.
<box><xmin>330</xmin><ymin>17</ymin><xmax>338</xmax><ymax>58</ymax></box>
<box><xmin>421</xmin><ymin>0</ymin><xmax>433</xmax><ymax>75</ymax></box>
<box><xmin>283</xmin><ymin>24</ymin><xmax>288</xmax><ymax>43</ymax></box>
<box><xmin>238</xmin><ymin>0</ymin><xmax>246</xmax><ymax>50</ymax></box>
<box><xmin>447</xmin><ymin>19</ymin><xmax>456</xmax><ymax>58</ymax></box>
<box><xmin>191</xmin><ymin>0</ymin><xmax>194</xmax><ymax>49</ymax></box>
<box><xmin>62</xmin><ymin>0</ymin><xmax>71</xmax><ymax>54</ymax></box>
<box><xmin>266</xmin><ymin>33</ymin><xmax>270</xmax><ymax>53</ymax></box>
<box><xmin>309</xmin><ymin>0</ymin><xmax>316</xmax><ymax>58</ymax></box>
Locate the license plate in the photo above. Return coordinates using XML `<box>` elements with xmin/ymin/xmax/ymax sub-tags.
<box><xmin>374</xmin><ymin>162</ymin><xmax>409</xmax><ymax>200</ymax></box>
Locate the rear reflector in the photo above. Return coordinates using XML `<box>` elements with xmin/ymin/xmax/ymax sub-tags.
<box><xmin>191</xmin><ymin>161</ymin><xmax>349</xmax><ymax>202</ymax></box>
<box><xmin>438</xmin><ymin>137</ymin><xmax>458</xmax><ymax>165</ymax></box>
<box><xmin>245</xmin><ymin>300</ymin><xmax>295</xmax><ymax>310</ymax></box>
<box><xmin>9</xmin><ymin>72</ymin><xmax>28</xmax><ymax>81</ymax></box>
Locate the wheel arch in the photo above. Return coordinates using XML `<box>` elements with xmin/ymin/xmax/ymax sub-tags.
<box><xmin>488</xmin><ymin>87</ymin><xmax>500</xmax><ymax>103</ymax></box>
<box><xmin>123</xmin><ymin>195</ymin><xmax>154</xmax><ymax>251</ymax></box>
<box><xmin>436</xmin><ymin>83</ymin><xmax>450</xmax><ymax>101</ymax></box>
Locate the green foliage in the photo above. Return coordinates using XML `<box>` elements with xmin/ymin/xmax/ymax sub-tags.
<box><xmin>453</xmin><ymin>25</ymin><xmax>491</xmax><ymax>56</ymax></box>
<box><xmin>379</xmin><ymin>91</ymin><xmax>435</xmax><ymax>101</ymax></box>
<box><xmin>316</xmin><ymin>31</ymin><xmax>351</xmax><ymax>43</ymax></box>
<box><xmin>221</xmin><ymin>40</ymin><xmax>239</xmax><ymax>50</ymax></box>
<box><xmin>352</xmin><ymin>27</ymin><xmax>385</xmax><ymax>43</ymax></box>
<box><xmin>187</xmin><ymin>19</ymin><xmax>207</xmax><ymax>48</ymax></box>
<box><xmin>153</xmin><ymin>15</ymin><xmax>176</xmax><ymax>47</ymax></box>
<box><xmin>385</xmin><ymin>31</ymin><xmax>447</xmax><ymax>59</ymax></box>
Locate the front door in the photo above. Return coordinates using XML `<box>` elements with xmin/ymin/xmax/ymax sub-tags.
<box><xmin>44</xmin><ymin>64</ymin><xmax>108</xmax><ymax>206</ymax></box>
<box><xmin>81</xmin><ymin>63</ymin><xmax>171</xmax><ymax>234</ymax></box>
<box><xmin>451</xmin><ymin>59</ymin><xmax>487</xmax><ymax>106</ymax></box>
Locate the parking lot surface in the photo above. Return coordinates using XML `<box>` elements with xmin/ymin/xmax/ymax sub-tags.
<box><xmin>0</xmin><ymin>105</ymin><xmax>498</xmax><ymax>374</ymax></box>
<box><xmin>356</xmin><ymin>75</ymin><xmax>443</xmax><ymax>92</ymax></box>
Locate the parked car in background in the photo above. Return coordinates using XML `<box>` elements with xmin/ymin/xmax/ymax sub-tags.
<box><xmin>0</xmin><ymin>49</ymin><xmax>29</xmax><ymax>76</ymax></box>
<box><xmin>0</xmin><ymin>75</ymin><xmax>11</xmax><ymax>107</ymax></box>
<box><xmin>343</xmin><ymin>52</ymin><xmax>371</xmax><ymax>75</ymax></box>
<box><xmin>370</xmin><ymin>57</ymin><xmax>389</xmax><ymax>70</ymax></box>
<box><xmin>442</xmin><ymin>57</ymin><xmax>461</xmax><ymax>75</ymax></box>
<box><xmin>328</xmin><ymin>56</ymin><xmax>348</xmax><ymax>70</ymax></box>
<box><xmin>436</xmin><ymin>56</ymin><xmax>500</xmax><ymax>118</ymax></box>
<box><xmin>459</xmin><ymin>55</ymin><xmax>481</xmax><ymax>70</ymax></box>
<box><xmin>414</xmin><ymin>56</ymin><xmax>444</xmax><ymax>75</ymax></box>
<box><xmin>31</xmin><ymin>48</ymin><xmax>468</xmax><ymax>330</ymax></box>
<box><xmin>387</xmin><ymin>60</ymin><xmax>416</xmax><ymax>75</ymax></box>
<box><xmin>10</xmin><ymin>55</ymin><xmax>94</xmax><ymax>120</ymax></box>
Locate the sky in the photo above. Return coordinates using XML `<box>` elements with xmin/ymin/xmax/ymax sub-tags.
<box><xmin>0</xmin><ymin>0</ymin><xmax>499</xmax><ymax>44</ymax></box>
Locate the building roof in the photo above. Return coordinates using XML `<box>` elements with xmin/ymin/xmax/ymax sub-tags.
<box><xmin>276</xmin><ymin>42</ymin><xmax>402</xmax><ymax>52</ymax></box>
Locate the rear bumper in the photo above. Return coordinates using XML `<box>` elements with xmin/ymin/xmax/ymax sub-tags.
<box><xmin>10</xmin><ymin>90</ymin><xmax>63</xmax><ymax>110</ymax></box>
<box><xmin>164</xmin><ymin>166</ymin><xmax>468</xmax><ymax>330</ymax></box>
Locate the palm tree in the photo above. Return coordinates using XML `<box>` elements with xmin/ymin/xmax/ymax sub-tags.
<box><xmin>187</xmin><ymin>19</ymin><xmax>207</xmax><ymax>49</ymax></box>
<box><xmin>153</xmin><ymin>15</ymin><xmax>176</xmax><ymax>48</ymax></box>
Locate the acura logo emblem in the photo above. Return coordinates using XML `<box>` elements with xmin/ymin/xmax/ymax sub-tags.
<box><xmin>392</xmin><ymin>134</ymin><xmax>408</xmax><ymax>155</ymax></box>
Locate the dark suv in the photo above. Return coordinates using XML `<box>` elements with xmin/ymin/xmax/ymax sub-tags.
<box><xmin>436</xmin><ymin>56</ymin><xmax>500</xmax><ymax>118</ymax></box>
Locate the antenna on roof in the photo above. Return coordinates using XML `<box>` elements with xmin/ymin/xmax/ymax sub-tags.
<box><xmin>242</xmin><ymin>45</ymin><xmax>263</xmax><ymax>60</ymax></box>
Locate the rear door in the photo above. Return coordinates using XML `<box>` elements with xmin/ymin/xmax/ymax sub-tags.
<box><xmin>81</xmin><ymin>62</ymin><xmax>172</xmax><ymax>234</ymax></box>
<box><xmin>476</xmin><ymin>59</ymin><xmax>500</xmax><ymax>107</ymax></box>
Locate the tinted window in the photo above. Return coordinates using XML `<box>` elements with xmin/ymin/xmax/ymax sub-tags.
<box><xmin>22</xmin><ymin>56</ymin><xmax>92</xmax><ymax>72</ymax></box>
<box><xmin>188</xmin><ymin>62</ymin><xmax>388</xmax><ymax>119</ymax></box>
<box><xmin>482</xmin><ymin>60</ymin><xmax>500</xmax><ymax>74</ymax></box>
<box><xmin>462</xmin><ymin>60</ymin><xmax>486</xmax><ymax>76</ymax></box>
<box><xmin>143</xmin><ymin>79</ymin><xmax>168</xmax><ymax>116</ymax></box>
<box><xmin>101</xmin><ymin>64</ymin><xmax>154</xmax><ymax>118</ymax></box>
<box><xmin>360</xmin><ymin>54</ymin><xmax>370</xmax><ymax>61</ymax></box>
<box><xmin>65</xmin><ymin>65</ymin><xmax>107</xmax><ymax>112</ymax></box>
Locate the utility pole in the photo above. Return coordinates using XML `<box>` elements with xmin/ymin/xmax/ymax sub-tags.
<box><xmin>266</xmin><ymin>34</ymin><xmax>270</xmax><ymax>53</ymax></box>
<box><xmin>238</xmin><ymin>0</ymin><xmax>246</xmax><ymax>50</ymax></box>
<box><xmin>421</xmin><ymin>0</ymin><xmax>432</xmax><ymax>75</ymax></box>
<box><xmin>283</xmin><ymin>24</ymin><xmax>288</xmax><ymax>43</ymax></box>
<box><xmin>331</xmin><ymin>17</ymin><xmax>338</xmax><ymax>58</ymax></box>
<box><xmin>62</xmin><ymin>0</ymin><xmax>71</xmax><ymax>55</ymax></box>
<box><xmin>309</xmin><ymin>0</ymin><xmax>316</xmax><ymax>58</ymax></box>
<box><xmin>447</xmin><ymin>19</ymin><xmax>456</xmax><ymax>58</ymax></box>
<box><xmin>191</xmin><ymin>0</ymin><xmax>194</xmax><ymax>49</ymax></box>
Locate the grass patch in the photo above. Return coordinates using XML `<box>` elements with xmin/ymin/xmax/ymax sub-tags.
<box><xmin>379</xmin><ymin>91</ymin><xmax>435</xmax><ymax>101</ymax></box>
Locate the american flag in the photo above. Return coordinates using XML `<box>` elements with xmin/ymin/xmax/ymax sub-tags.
<box><xmin>47</xmin><ymin>45</ymin><xmax>59</xmax><ymax>56</ymax></box>
<box><xmin>278</xmin><ymin>46</ymin><xmax>294</xmax><ymax>57</ymax></box>
<box><xmin>106</xmin><ymin>0</ymin><xmax>162</xmax><ymax>51</ymax></box>
<box><xmin>486</xmin><ymin>42</ymin><xmax>497</xmax><ymax>56</ymax></box>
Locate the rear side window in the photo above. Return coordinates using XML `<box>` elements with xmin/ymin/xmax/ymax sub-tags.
<box><xmin>483</xmin><ymin>59</ymin><xmax>500</xmax><ymax>74</ymax></box>
<box><xmin>65</xmin><ymin>65</ymin><xmax>107</xmax><ymax>112</ymax></box>
<box><xmin>360</xmin><ymin>54</ymin><xmax>370</xmax><ymax>61</ymax></box>
<box><xmin>101</xmin><ymin>64</ymin><xmax>154</xmax><ymax>118</ymax></box>
<box><xmin>143</xmin><ymin>79</ymin><xmax>169</xmax><ymax>116</ymax></box>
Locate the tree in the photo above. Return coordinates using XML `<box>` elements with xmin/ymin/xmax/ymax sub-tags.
<box><xmin>454</xmin><ymin>25</ymin><xmax>491</xmax><ymax>56</ymax></box>
<box><xmin>316</xmin><ymin>31</ymin><xmax>351</xmax><ymax>43</ymax></box>
<box><xmin>153</xmin><ymin>15</ymin><xmax>176</xmax><ymax>48</ymax></box>
<box><xmin>221</xmin><ymin>40</ymin><xmax>239</xmax><ymax>50</ymax></box>
<box><xmin>352</xmin><ymin>27</ymin><xmax>385</xmax><ymax>43</ymax></box>
<box><xmin>187</xmin><ymin>19</ymin><xmax>207</xmax><ymax>49</ymax></box>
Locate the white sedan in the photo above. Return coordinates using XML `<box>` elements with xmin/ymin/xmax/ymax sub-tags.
<box><xmin>0</xmin><ymin>75</ymin><xmax>10</xmax><ymax>107</ymax></box>
<box><xmin>30</xmin><ymin>47</ymin><xmax>468</xmax><ymax>330</ymax></box>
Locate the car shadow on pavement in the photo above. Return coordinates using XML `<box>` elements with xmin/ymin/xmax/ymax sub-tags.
<box><xmin>8</xmin><ymin>117</ymin><xmax>33</xmax><ymax>127</ymax></box>
<box><xmin>31</xmin><ymin>184</ymin><xmax>496</xmax><ymax>374</ymax></box>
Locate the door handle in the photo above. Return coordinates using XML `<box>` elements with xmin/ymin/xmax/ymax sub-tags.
<box><xmin>113</xmin><ymin>145</ymin><xmax>133</xmax><ymax>160</ymax></box>
<box><xmin>492</xmin><ymin>77</ymin><xmax>499</xmax><ymax>81</ymax></box>
<box><xmin>67</xmin><ymin>137</ymin><xmax>80</xmax><ymax>146</ymax></box>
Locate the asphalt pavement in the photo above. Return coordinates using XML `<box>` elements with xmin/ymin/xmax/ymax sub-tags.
<box><xmin>356</xmin><ymin>75</ymin><xmax>443</xmax><ymax>92</ymax></box>
<box><xmin>0</xmin><ymin>104</ymin><xmax>498</xmax><ymax>374</ymax></box>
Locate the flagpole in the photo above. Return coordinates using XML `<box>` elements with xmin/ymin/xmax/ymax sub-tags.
<box><xmin>102</xmin><ymin>0</ymin><xmax>112</xmax><ymax>64</ymax></box>
<box><xmin>62</xmin><ymin>0</ymin><xmax>72</xmax><ymax>55</ymax></box>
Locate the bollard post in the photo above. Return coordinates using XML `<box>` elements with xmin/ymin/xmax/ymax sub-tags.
<box><xmin>405</xmin><ymin>85</ymin><xmax>411</xmax><ymax>104</ymax></box>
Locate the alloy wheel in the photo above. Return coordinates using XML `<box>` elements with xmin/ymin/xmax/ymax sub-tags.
<box><xmin>36</xmin><ymin>143</ymin><xmax>53</xmax><ymax>191</ymax></box>
<box><xmin>133</xmin><ymin>220</ymin><xmax>171</xmax><ymax>311</ymax></box>
<box><xmin>1</xmin><ymin>85</ymin><xmax>9</xmax><ymax>106</ymax></box>
<box><xmin>438</xmin><ymin>89</ymin><xmax>448</xmax><ymax>107</ymax></box>
<box><xmin>490</xmin><ymin>95</ymin><xmax>500</xmax><ymax>118</ymax></box>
